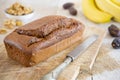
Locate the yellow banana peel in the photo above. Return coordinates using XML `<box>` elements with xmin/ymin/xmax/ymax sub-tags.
<box><xmin>82</xmin><ymin>0</ymin><xmax>112</xmax><ymax>23</ymax></box>
<box><xmin>114</xmin><ymin>17</ymin><xmax>120</xmax><ymax>22</ymax></box>
<box><xmin>111</xmin><ymin>0</ymin><xmax>120</xmax><ymax>6</ymax></box>
<box><xmin>95</xmin><ymin>0</ymin><xmax>120</xmax><ymax>22</ymax></box>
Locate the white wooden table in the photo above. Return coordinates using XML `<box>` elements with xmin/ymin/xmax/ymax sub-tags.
<box><xmin>0</xmin><ymin>0</ymin><xmax>120</xmax><ymax>80</ymax></box>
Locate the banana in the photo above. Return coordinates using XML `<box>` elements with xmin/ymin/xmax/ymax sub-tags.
<box><xmin>95</xmin><ymin>0</ymin><xmax>120</xmax><ymax>22</ymax></box>
<box><xmin>82</xmin><ymin>0</ymin><xmax>112</xmax><ymax>23</ymax></box>
<box><xmin>111</xmin><ymin>0</ymin><xmax>120</xmax><ymax>22</ymax></box>
<box><xmin>111</xmin><ymin>0</ymin><xmax>120</xmax><ymax>6</ymax></box>
<box><xmin>114</xmin><ymin>17</ymin><xmax>120</xmax><ymax>22</ymax></box>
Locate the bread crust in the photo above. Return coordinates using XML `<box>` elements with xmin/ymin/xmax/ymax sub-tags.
<box><xmin>4</xmin><ymin>15</ymin><xmax>85</xmax><ymax>66</ymax></box>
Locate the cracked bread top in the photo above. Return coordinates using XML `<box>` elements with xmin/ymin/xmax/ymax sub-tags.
<box><xmin>4</xmin><ymin>15</ymin><xmax>85</xmax><ymax>54</ymax></box>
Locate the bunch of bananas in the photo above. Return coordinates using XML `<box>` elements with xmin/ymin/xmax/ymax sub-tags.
<box><xmin>82</xmin><ymin>0</ymin><xmax>120</xmax><ymax>23</ymax></box>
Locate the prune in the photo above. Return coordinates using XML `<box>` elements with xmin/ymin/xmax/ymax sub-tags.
<box><xmin>112</xmin><ymin>37</ymin><xmax>120</xmax><ymax>49</ymax></box>
<box><xmin>69</xmin><ymin>7</ymin><xmax>77</xmax><ymax>16</ymax></box>
<box><xmin>63</xmin><ymin>2</ymin><xmax>74</xmax><ymax>9</ymax></box>
<box><xmin>108</xmin><ymin>24</ymin><xmax>120</xmax><ymax>37</ymax></box>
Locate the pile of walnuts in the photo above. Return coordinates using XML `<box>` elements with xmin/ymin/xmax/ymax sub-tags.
<box><xmin>0</xmin><ymin>2</ymin><xmax>32</xmax><ymax>34</ymax></box>
<box><xmin>6</xmin><ymin>2</ymin><xmax>33</xmax><ymax>15</ymax></box>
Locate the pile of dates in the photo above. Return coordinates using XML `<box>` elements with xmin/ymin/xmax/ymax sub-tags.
<box><xmin>63</xmin><ymin>2</ymin><xmax>77</xmax><ymax>16</ymax></box>
<box><xmin>108</xmin><ymin>24</ymin><xmax>120</xmax><ymax>49</ymax></box>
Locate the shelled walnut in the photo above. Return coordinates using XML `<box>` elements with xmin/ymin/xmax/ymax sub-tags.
<box><xmin>0</xmin><ymin>28</ymin><xmax>7</xmax><ymax>34</ymax></box>
<box><xmin>4</xmin><ymin>19</ymin><xmax>23</xmax><ymax>29</ymax></box>
<box><xmin>16</xmin><ymin>20</ymin><xmax>23</xmax><ymax>26</ymax></box>
<box><xmin>4</xmin><ymin>19</ymin><xmax>16</xmax><ymax>29</ymax></box>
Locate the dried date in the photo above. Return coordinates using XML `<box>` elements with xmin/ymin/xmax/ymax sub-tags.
<box><xmin>63</xmin><ymin>2</ymin><xmax>74</xmax><ymax>9</ymax></box>
<box><xmin>108</xmin><ymin>24</ymin><xmax>120</xmax><ymax>37</ymax></box>
<box><xmin>69</xmin><ymin>7</ymin><xmax>77</xmax><ymax>16</ymax></box>
<box><xmin>112</xmin><ymin>37</ymin><xmax>120</xmax><ymax>49</ymax></box>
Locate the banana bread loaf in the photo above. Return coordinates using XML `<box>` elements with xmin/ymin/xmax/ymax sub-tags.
<box><xmin>4</xmin><ymin>15</ymin><xmax>85</xmax><ymax>67</ymax></box>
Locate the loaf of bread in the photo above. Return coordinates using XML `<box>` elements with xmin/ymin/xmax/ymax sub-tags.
<box><xmin>4</xmin><ymin>15</ymin><xmax>85</xmax><ymax>67</ymax></box>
